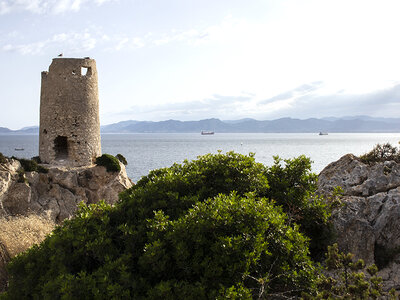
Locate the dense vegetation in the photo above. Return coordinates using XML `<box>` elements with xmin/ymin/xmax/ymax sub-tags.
<box><xmin>0</xmin><ymin>153</ymin><xmax>6</xmax><ymax>164</ymax></box>
<box><xmin>360</xmin><ymin>143</ymin><xmax>400</xmax><ymax>164</ymax></box>
<box><xmin>115</xmin><ymin>153</ymin><xmax>128</xmax><ymax>165</ymax></box>
<box><xmin>16</xmin><ymin>158</ymin><xmax>48</xmax><ymax>174</ymax></box>
<box><xmin>0</xmin><ymin>154</ymin><xmax>49</xmax><ymax>174</ymax></box>
<box><xmin>1</xmin><ymin>151</ymin><xmax>392</xmax><ymax>299</ymax></box>
<box><xmin>95</xmin><ymin>154</ymin><xmax>121</xmax><ymax>172</ymax></box>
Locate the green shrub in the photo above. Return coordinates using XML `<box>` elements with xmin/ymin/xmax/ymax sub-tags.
<box><xmin>37</xmin><ymin>165</ymin><xmax>49</xmax><ymax>174</ymax></box>
<box><xmin>18</xmin><ymin>158</ymin><xmax>38</xmax><ymax>172</ymax></box>
<box><xmin>264</xmin><ymin>155</ymin><xmax>336</xmax><ymax>260</ymax></box>
<box><xmin>4</xmin><ymin>197</ymin><xmax>317</xmax><ymax>299</ymax></box>
<box><xmin>115</xmin><ymin>154</ymin><xmax>128</xmax><ymax>165</ymax></box>
<box><xmin>302</xmin><ymin>243</ymin><xmax>396</xmax><ymax>299</ymax></box>
<box><xmin>15</xmin><ymin>158</ymin><xmax>48</xmax><ymax>174</ymax></box>
<box><xmin>360</xmin><ymin>143</ymin><xmax>400</xmax><ymax>164</ymax></box>
<box><xmin>16</xmin><ymin>169</ymin><xmax>26</xmax><ymax>183</ymax></box>
<box><xmin>141</xmin><ymin>193</ymin><xmax>316</xmax><ymax>298</ymax></box>
<box><xmin>31</xmin><ymin>156</ymin><xmax>41</xmax><ymax>164</ymax></box>
<box><xmin>3</xmin><ymin>152</ymin><xmax>335</xmax><ymax>299</ymax></box>
<box><xmin>0</xmin><ymin>153</ymin><xmax>7</xmax><ymax>164</ymax></box>
<box><xmin>95</xmin><ymin>154</ymin><xmax>121</xmax><ymax>172</ymax></box>
<box><xmin>118</xmin><ymin>151</ymin><xmax>269</xmax><ymax>222</ymax></box>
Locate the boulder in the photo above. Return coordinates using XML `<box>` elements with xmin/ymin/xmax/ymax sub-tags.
<box><xmin>0</xmin><ymin>160</ymin><xmax>133</xmax><ymax>223</ymax></box>
<box><xmin>319</xmin><ymin>154</ymin><xmax>400</xmax><ymax>291</ymax></box>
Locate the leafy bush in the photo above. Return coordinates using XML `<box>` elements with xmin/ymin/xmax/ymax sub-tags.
<box><xmin>13</xmin><ymin>158</ymin><xmax>48</xmax><ymax>174</ymax></box>
<box><xmin>3</xmin><ymin>152</ymin><xmax>335</xmax><ymax>299</ymax></box>
<box><xmin>31</xmin><ymin>156</ymin><xmax>41</xmax><ymax>164</ymax></box>
<box><xmin>118</xmin><ymin>151</ymin><xmax>268</xmax><ymax>222</ymax></box>
<box><xmin>302</xmin><ymin>243</ymin><xmax>396</xmax><ymax>299</ymax></box>
<box><xmin>0</xmin><ymin>153</ymin><xmax>7</xmax><ymax>164</ymax></box>
<box><xmin>141</xmin><ymin>193</ymin><xmax>316</xmax><ymax>298</ymax></box>
<box><xmin>18</xmin><ymin>158</ymin><xmax>37</xmax><ymax>172</ymax></box>
<box><xmin>36</xmin><ymin>165</ymin><xmax>49</xmax><ymax>174</ymax></box>
<box><xmin>360</xmin><ymin>143</ymin><xmax>400</xmax><ymax>164</ymax></box>
<box><xmin>115</xmin><ymin>154</ymin><xmax>128</xmax><ymax>165</ymax></box>
<box><xmin>95</xmin><ymin>154</ymin><xmax>121</xmax><ymax>172</ymax></box>
<box><xmin>264</xmin><ymin>155</ymin><xmax>336</xmax><ymax>259</ymax></box>
<box><xmin>16</xmin><ymin>170</ymin><xmax>26</xmax><ymax>183</ymax></box>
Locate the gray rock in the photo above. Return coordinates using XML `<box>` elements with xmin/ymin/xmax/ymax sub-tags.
<box><xmin>0</xmin><ymin>160</ymin><xmax>133</xmax><ymax>223</ymax></box>
<box><xmin>319</xmin><ymin>154</ymin><xmax>400</xmax><ymax>291</ymax></box>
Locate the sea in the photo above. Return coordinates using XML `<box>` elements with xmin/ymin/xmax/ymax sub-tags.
<box><xmin>0</xmin><ymin>133</ymin><xmax>399</xmax><ymax>183</ymax></box>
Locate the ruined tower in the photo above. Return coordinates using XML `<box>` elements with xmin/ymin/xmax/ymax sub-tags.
<box><xmin>39</xmin><ymin>57</ymin><xmax>101</xmax><ymax>166</ymax></box>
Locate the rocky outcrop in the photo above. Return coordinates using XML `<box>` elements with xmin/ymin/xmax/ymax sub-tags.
<box><xmin>0</xmin><ymin>158</ymin><xmax>133</xmax><ymax>223</ymax></box>
<box><xmin>319</xmin><ymin>154</ymin><xmax>400</xmax><ymax>291</ymax></box>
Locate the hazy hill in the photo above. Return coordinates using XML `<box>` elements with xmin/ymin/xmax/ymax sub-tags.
<box><xmin>2</xmin><ymin>117</ymin><xmax>400</xmax><ymax>134</ymax></box>
<box><xmin>101</xmin><ymin>117</ymin><xmax>400</xmax><ymax>133</ymax></box>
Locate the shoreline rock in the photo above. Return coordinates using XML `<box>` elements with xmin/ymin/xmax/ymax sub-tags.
<box><xmin>318</xmin><ymin>154</ymin><xmax>400</xmax><ymax>291</ymax></box>
<box><xmin>0</xmin><ymin>158</ymin><xmax>133</xmax><ymax>223</ymax></box>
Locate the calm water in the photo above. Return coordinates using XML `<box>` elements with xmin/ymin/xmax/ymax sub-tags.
<box><xmin>1</xmin><ymin>133</ymin><xmax>399</xmax><ymax>182</ymax></box>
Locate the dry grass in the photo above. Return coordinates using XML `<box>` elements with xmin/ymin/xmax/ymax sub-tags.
<box><xmin>0</xmin><ymin>214</ymin><xmax>55</xmax><ymax>258</ymax></box>
<box><xmin>0</xmin><ymin>214</ymin><xmax>55</xmax><ymax>291</ymax></box>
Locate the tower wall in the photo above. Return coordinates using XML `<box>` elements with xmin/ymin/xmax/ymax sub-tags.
<box><xmin>39</xmin><ymin>58</ymin><xmax>101</xmax><ymax>166</ymax></box>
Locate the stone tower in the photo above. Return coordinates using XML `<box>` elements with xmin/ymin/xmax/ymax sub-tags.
<box><xmin>39</xmin><ymin>57</ymin><xmax>101</xmax><ymax>166</ymax></box>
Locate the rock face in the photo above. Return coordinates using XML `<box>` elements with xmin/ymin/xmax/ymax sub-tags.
<box><xmin>0</xmin><ymin>158</ymin><xmax>132</xmax><ymax>223</ymax></box>
<box><xmin>319</xmin><ymin>154</ymin><xmax>400</xmax><ymax>291</ymax></box>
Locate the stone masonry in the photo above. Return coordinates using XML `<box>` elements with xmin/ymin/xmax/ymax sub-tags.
<box><xmin>39</xmin><ymin>58</ymin><xmax>101</xmax><ymax>166</ymax></box>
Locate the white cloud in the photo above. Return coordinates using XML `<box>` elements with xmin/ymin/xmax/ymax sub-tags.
<box><xmin>2</xmin><ymin>31</ymin><xmax>97</xmax><ymax>55</ymax></box>
<box><xmin>0</xmin><ymin>0</ymin><xmax>113</xmax><ymax>15</ymax></box>
<box><xmin>102</xmin><ymin>81</ymin><xmax>400</xmax><ymax>123</ymax></box>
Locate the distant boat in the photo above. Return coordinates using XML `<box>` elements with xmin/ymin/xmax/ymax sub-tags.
<box><xmin>319</xmin><ymin>132</ymin><xmax>328</xmax><ymax>135</ymax></box>
<box><xmin>201</xmin><ymin>131</ymin><xmax>214</xmax><ymax>135</ymax></box>
<box><xmin>14</xmin><ymin>148</ymin><xmax>24</xmax><ymax>151</ymax></box>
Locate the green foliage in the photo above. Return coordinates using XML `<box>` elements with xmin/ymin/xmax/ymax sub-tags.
<box><xmin>16</xmin><ymin>169</ymin><xmax>26</xmax><ymax>183</ymax></box>
<box><xmin>302</xmin><ymin>243</ymin><xmax>397</xmax><ymax>299</ymax></box>
<box><xmin>18</xmin><ymin>158</ymin><xmax>37</xmax><ymax>172</ymax></box>
<box><xmin>115</xmin><ymin>154</ymin><xmax>128</xmax><ymax>165</ymax></box>
<box><xmin>264</xmin><ymin>155</ymin><xmax>336</xmax><ymax>259</ymax></box>
<box><xmin>0</xmin><ymin>153</ymin><xmax>7</xmax><ymax>164</ymax></box>
<box><xmin>119</xmin><ymin>151</ymin><xmax>268</xmax><ymax>222</ymax></box>
<box><xmin>360</xmin><ymin>143</ymin><xmax>400</xmax><ymax>164</ymax></box>
<box><xmin>13</xmin><ymin>157</ymin><xmax>48</xmax><ymax>174</ymax></box>
<box><xmin>4</xmin><ymin>201</ymin><xmax>130</xmax><ymax>299</ymax></box>
<box><xmin>141</xmin><ymin>193</ymin><xmax>316</xmax><ymax>298</ymax></box>
<box><xmin>95</xmin><ymin>154</ymin><xmax>121</xmax><ymax>172</ymax></box>
<box><xmin>31</xmin><ymin>156</ymin><xmax>41</xmax><ymax>164</ymax></box>
<box><xmin>37</xmin><ymin>165</ymin><xmax>49</xmax><ymax>174</ymax></box>
<box><xmin>3</xmin><ymin>151</ymin><xmax>335</xmax><ymax>299</ymax></box>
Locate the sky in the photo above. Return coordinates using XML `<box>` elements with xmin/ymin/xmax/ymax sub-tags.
<box><xmin>1</xmin><ymin>0</ymin><xmax>400</xmax><ymax>129</ymax></box>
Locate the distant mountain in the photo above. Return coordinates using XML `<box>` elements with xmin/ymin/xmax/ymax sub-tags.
<box><xmin>2</xmin><ymin>117</ymin><xmax>400</xmax><ymax>134</ymax></box>
<box><xmin>100</xmin><ymin>116</ymin><xmax>400</xmax><ymax>133</ymax></box>
<box><xmin>222</xmin><ymin>118</ymin><xmax>257</xmax><ymax>124</ymax></box>
<box><xmin>101</xmin><ymin>120</ymin><xmax>141</xmax><ymax>133</ymax></box>
<box><xmin>0</xmin><ymin>127</ymin><xmax>12</xmax><ymax>133</ymax></box>
<box><xmin>0</xmin><ymin>126</ymin><xmax>38</xmax><ymax>134</ymax></box>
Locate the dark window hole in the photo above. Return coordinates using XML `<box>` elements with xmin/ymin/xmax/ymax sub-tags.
<box><xmin>54</xmin><ymin>136</ymin><xmax>69</xmax><ymax>160</ymax></box>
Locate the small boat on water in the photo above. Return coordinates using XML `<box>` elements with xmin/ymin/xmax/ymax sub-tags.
<box><xmin>201</xmin><ymin>131</ymin><xmax>214</xmax><ymax>135</ymax></box>
<box><xmin>14</xmin><ymin>148</ymin><xmax>24</xmax><ymax>151</ymax></box>
<box><xmin>319</xmin><ymin>132</ymin><xmax>328</xmax><ymax>136</ymax></box>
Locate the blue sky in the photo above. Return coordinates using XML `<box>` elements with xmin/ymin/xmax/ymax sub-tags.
<box><xmin>1</xmin><ymin>0</ymin><xmax>400</xmax><ymax>129</ymax></box>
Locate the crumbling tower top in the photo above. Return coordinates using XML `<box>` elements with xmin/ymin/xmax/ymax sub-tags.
<box><xmin>39</xmin><ymin>57</ymin><xmax>101</xmax><ymax>166</ymax></box>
